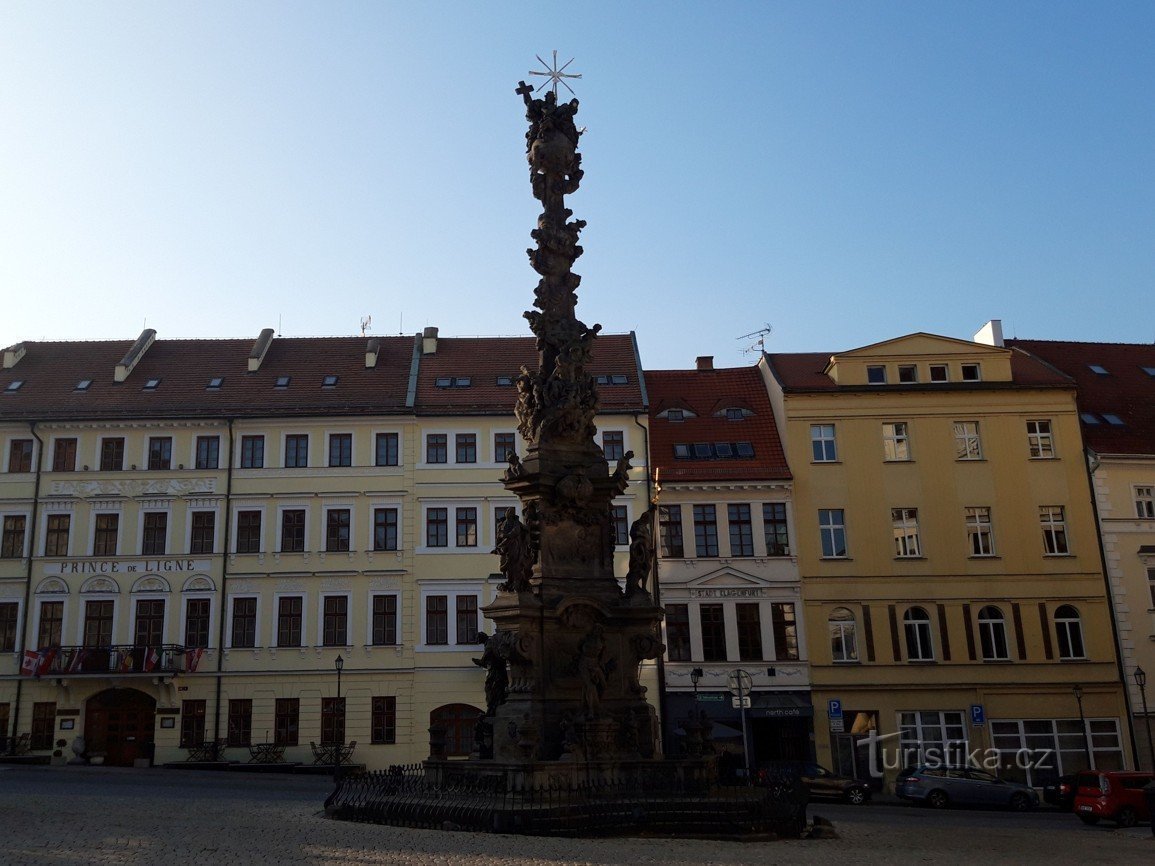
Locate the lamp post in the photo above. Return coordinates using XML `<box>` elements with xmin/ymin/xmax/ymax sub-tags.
<box><xmin>1073</xmin><ymin>684</ymin><xmax>1093</xmax><ymax>769</ymax></box>
<box><xmin>333</xmin><ymin>654</ymin><xmax>344</xmax><ymax>782</ymax></box>
<box><xmin>690</xmin><ymin>667</ymin><xmax>703</xmax><ymax>699</ymax></box>
<box><xmin>1135</xmin><ymin>667</ymin><xmax>1153</xmax><ymax>772</ymax></box>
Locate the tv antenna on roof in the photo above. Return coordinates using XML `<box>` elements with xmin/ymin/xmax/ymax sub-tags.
<box><xmin>360</xmin><ymin>315</ymin><xmax>372</xmax><ymax>337</ymax></box>
<box><xmin>738</xmin><ymin>324</ymin><xmax>773</xmax><ymax>356</ymax></box>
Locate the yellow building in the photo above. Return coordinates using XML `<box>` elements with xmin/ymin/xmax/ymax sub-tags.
<box><xmin>762</xmin><ymin>331</ymin><xmax>1131</xmax><ymax>789</ymax></box>
<box><xmin>1005</xmin><ymin>335</ymin><xmax>1155</xmax><ymax>770</ymax></box>
<box><xmin>0</xmin><ymin>327</ymin><xmax>647</xmax><ymax>769</ymax></box>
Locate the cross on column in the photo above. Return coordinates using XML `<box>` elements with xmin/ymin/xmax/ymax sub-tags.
<box><xmin>515</xmin><ymin>81</ymin><xmax>535</xmax><ymax>99</ymax></box>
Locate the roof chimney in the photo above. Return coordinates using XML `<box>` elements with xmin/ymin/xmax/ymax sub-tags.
<box><xmin>248</xmin><ymin>328</ymin><xmax>275</xmax><ymax>372</ymax></box>
<box><xmin>365</xmin><ymin>337</ymin><xmax>380</xmax><ymax>369</ymax></box>
<box><xmin>422</xmin><ymin>327</ymin><xmax>439</xmax><ymax>355</ymax></box>
<box><xmin>114</xmin><ymin>329</ymin><xmax>157</xmax><ymax>382</ymax></box>
<box><xmin>696</xmin><ymin>355</ymin><xmax>714</xmax><ymax>371</ymax></box>
<box><xmin>973</xmin><ymin>320</ymin><xmax>1004</xmax><ymax>348</ymax></box>
<box><xmin>3</xmin><ymin>342</ymin><xmax>26</xmax><ymax>369</ymax></box>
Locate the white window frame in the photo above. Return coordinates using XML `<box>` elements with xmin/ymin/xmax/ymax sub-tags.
<box><xmin>977</xmin><ymin>606</ymin><xmax>1010</xmax><ymax>661</ymax></box>
<box><xmin>321</xmin><ymin>502</ymin><xmax>355</xmax><ymax>553</ymax></box>
<box><xmin>490</xmin><ymin>429</ymin><xmax>518</xmax><ymax>466</ymax></box>
<box><xmin>419</xmin><ymin>429</ymin><xmax>454</xmax><ymax>467</ymax></box>
<box><xmin>75</xmin><ymin>594</ymin><xmax>118</xmax><ymax>645</ymax></box>
<box><xmin>828</xmin><ymin>607</ymin><xmax>858</xmax><ymax>663</ymax></box>
<box><xmin>0</xmin><ymin>596</ymin><xmax>24</xmax><ymax>652</ymax></box>
<box><xmin>367</xmin><ymin>591</ymin><xmax>402</xmax><ymax>647</ymax></box>
<box><xmin>818</xmin><ymin>508</ymin><xmax>847</xmax><ymax>558</ymax></box>
<box><xmin>137</xmin><ymin>505</ymin><xmax>173</xmax><ymax>557</ymax></box>
<box><xmin>236</xmin><ymin>431</ymin><xmax>268</xmax><ymax>469</ymax></box>
<box><xmin>903</xmin><ymin>607</ymin><xmax>935</xmax><ymax>661</ymax></box>
<box><xmin>190</xmin><ymin>433</ymin><xmax>222</xmax><ymax>471</ymax></box>
<box><xmin>3</xmin><ymin>435</ymin><xmax>38</xmax><ymax>473</ymax></box>
<box><xmin>271</xmin><ymin>591</ymin><xmax>308</xmax><ymax>648</ymax></box>
<box><xmin>1026</xmin><ymin>420</ymin><xmax>1056</xmax><ymax>459</ymax></box>
<box><xmin>882</xmin><ymin>422</ymin><xmax>911</xmax><ymax>461</ymax></box>
<box><xmin>143</xmin><ymin>434</ymin><xmax>173</xmax><ymax>471</ymax></box>
<box><xmin>128</xmin><ymin>594</ymin><xmax>168</xmax><ymax>646</ymax></box>
<box><xmin>898</xmin><ymin>710</ymin><xmax>968</xmax><ymax>767</ymax></box>
<box><xmin>0</xmin><ymin>509</ymin><xmax>32</xmax><ymax>559</ymax></box>
<box><xmin>990</xmin><ymin>718</ymin><xmax>1123</xmax><ymax>785</ymax></box>
<box><xmin>418</xmin><ymin>500</ymin><xmax>485</xmax><ymax>553</ymax></box>
<box><xmin>416</xmin><ymin>581</ymin><xmax>489</xmax><ymax>652</ymax></box>
<box><xmin>372</xmin><ymin>428</ymin><xmax>403</xmax><ymax>468</ymax></box>
<box><xmin>453</xmin><ymin>431</ymin><xmax>480</xmax><ymax>465</ymax></box>
<box><xmin>1134</xmin><ymin>485</ymin><xmax>1155</xmax><ymax>519</ymax></box>
<box><xmin>600</xmin><ymin>429</ymin><xmax>628</xmax><ymax>462</ymax></box>
<box><xmin>1040</xmin><ymin>505</ymin><xmax>1070</xmax><ymax>555</ymax></box>
<box><xmin>282</xmin><ymin>431</ymin><xmax>311</xmax><ymax>469</ymax></box>
<box><xmin>41</xmin><ymin>507</ymin><xmax>75</xmax><ymax>557</ymax></box>
<box><xmin>185</xmin><ymin>505</ymin><xmax>221</xmax><ymax>555</ymax></box>
<box><xmin>960</xmin><ymin>363</ymin><xmax>982</xmax><ymax>382</ymax></box>
<box><xmin>179</xmin><ymin>591</ymin><xmax>215</xmax><ymax>649</ymax></box>
<box><xmin>88</xmin><ymin>506</ymin><xmax>123</xmax><ymax>557</ymax></box>
<box><xmin>94</xmin><ymin>434</ymin><xmax>125</xmax><ymax>471</ymax></box>
<box><xmin>810</xmin><ymin>424</ymin><xmax>837</xmax><ymax>462</ymax></box>
<box><xmin>32</xmin><ymin>594</ymin><xmax>66</xmax><ymax>649</ymax></box>
<box><xmin>929</xmin><ymin>364</ymin><xmax>949</xmax><ymax>382</ymax></box>
<box><xmin>966</xmin><ymin>506</ymin><xmax>995</xmax><ymax>557</ymax></box>
<box><xmin>953</xmin><ymin>421</ymin><xmax>982</xmax><ymax>461</ymax></box>
<box><xmin>1054</xmin><ymin>605</ymin><xmax>1086</xmax><ymax>660</ymax></box>
<box><xmin>892</xmin><ymin>508</ymin><xmax>921</xmax><ymax>558</ymax></box>
<box><xmin>368</xmin><ymin>499</ymin><xmax>404</xmax><ymax>552</ymax></box>
<box><xmin>317</xmin><ymin>591</ymin><xmax>353</xmax><ymax>648</ymax></box>
<box><xmin>324</xmin><ymin>430</ymin><xmax>356</xmax><ymax>468</ymax></box>
<box><xmin>274</xmin><ymin>503</ymin><xmax>310</xmax><ymax>553</ymax></box>
<box><xmin>225</xmin><ymin>594</ymin><xmax>261</xmax><ymax>650</ymax></box>
<box><xmin>866</xmin><ymin>365</ymin><xmax>886</xmax><ymax>385</ymax></box>
<box><xmin>232</xmin><ymin>504</ymin><xmax>266</xmax><ymax>554</ymax></box>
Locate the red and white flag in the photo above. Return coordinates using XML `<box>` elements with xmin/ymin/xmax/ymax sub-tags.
<box><xmin>21</xmin><ymin>650</ymin><xmax>40</xmax><ymax>676</ymax></box>
<box><xmin>143</xmin><ymin>647</ymin><xmax>160</xmax><ymax>672</ymax></box>
<box><xmin>66</xmin><ymin>648</ymin><xmax>88</xmax><ymax>674</ymax></box>
<box><xmin>185</xmin><ymin>647</ymin><xmax>205</xmax><ymax>673</ymax></box>
<box><xmin>37</xmin><ymin>648</ymin><xmax>57</xmax><ymax>675</ymax></box>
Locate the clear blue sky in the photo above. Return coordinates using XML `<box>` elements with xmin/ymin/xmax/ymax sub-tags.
<box><xmin>2</xmin><ymin>2</ymin><xmax>1152</xmax><ymax>369</ymax></box>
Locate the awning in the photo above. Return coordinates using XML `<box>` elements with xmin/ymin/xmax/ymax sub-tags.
<box><xmin>748</xmin><ymin>693</ymin><xmax>813</xmax><ymax>718</ymax></box>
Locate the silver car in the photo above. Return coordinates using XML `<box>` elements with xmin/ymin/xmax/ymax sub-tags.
<box><xmin>897</xmin><ymin>767</ymin><xmax>1039</xmax><ymax>811</ymax></box>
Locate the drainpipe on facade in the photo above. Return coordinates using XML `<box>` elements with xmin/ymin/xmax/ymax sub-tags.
<box><xmin>211</xmin><ymin>419</ymin><xmax>236</xmax><ymax>746</ymax></box>
<box><xmin>11</xmin><ymin>422</ymin><xmax>43</xmax><ymax>746</ymax></box>
<box><xmin>1086</xmin><ymin>449</ymin><xmax>1141</xmax><ymax>768</ymax></box>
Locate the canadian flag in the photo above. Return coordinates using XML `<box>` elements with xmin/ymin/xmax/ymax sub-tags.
<box><xmin>143</xmin><ymin>647</ymin><xmax>160</xmax><ymax>673</ymax></box>
<box><xmin>185</xmin><ymin>647</ymin><xmax>205</xmax><ymax>673</ymax></box>
<box><xmin>21</xmin><ymin>650</ymin><xmax>41</xmax><ymax>676</ymax></box>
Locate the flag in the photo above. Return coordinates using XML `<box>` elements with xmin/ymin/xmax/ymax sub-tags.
<box><xmin>37</xmin><ymin>648</ymin><xmax>56</xmax><ymax>675</ymax></box>
<box><xmin>185</xmin><ymin>647</ymin><xmax>205</xmax><ymax>673</ymax></box>
<box><xmin>21</xmin><ymin>650</ymin><xmax>40</xmax><ymax>676</ymax></box>
<box><xmin>118</xmin><ymin>649</ymin><xmax>135</xmax><ymax>672</ymax></box>
<box><xmin>66</xmin><ymin>648</ymin><xmax>88</xmax><ymax>674</ymax></box>
<box><xmin>143</xmin><ymin>647</ymin><xmax>160</xmax><ymax>673</ymax></box>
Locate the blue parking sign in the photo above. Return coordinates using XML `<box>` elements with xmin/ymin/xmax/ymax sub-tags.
<box><xmin>828</xmin><ymin>699</ymin><xmax>843</xmax><ymax>720</ymax></box>
<box><xmin>970</xmin><ymin>704</ymin><xmax>985</xmax><ymax>726</ymax></box>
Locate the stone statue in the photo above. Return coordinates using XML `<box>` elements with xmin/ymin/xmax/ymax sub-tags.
<box><xmin>472</xmin><ymin>631</ymin><xmax>510</xmax><ymax>715</ymax></box>
<box><xmin>492</xmin><ymin>508</ymin><xmax>534</xmax><ymax>592</ymax></box>
<box><xmin>624</xmin><ymin>507</ymin><xmax>656</xmax><ymax>597</ymax></box>
<box><xmin>575</xmin><ymin>624</ymin><xmax>611</xmax><ymax>719</ymax></box>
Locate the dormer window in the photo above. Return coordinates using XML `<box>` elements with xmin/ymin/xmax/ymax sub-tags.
<box><xmin>274</xmin><ymin>376</ymin><xmax>291</xmax><ymax>389</ymax></box>
<box><xmin>4</xmin><ymin>380</ymin><xmax>24</xmax><ymax>393</ymax></box>
<box><xmin>435</xmin><ymin>376</ymin><xmax>471</xmax><ymax>388</ymax></box>
<box><xmin>1103</xmin><ymin>413</ymin><xmax>1125</xmax><ymax>426</ymax></box>
<box><xmin>595</xmin><ymin>374</ymin><xmax>629</xmax><ymax>385</ymax></box>
<box><xmin>322</xmin><ymin>375</ymin><xmax>338</xmax><ymax>388</ymax></box>
<box><xmin>1142</xmin><ymin>367</ymin><xmax>1155</xmax><ymax>377</ymax></box>
<box><xmin>735</xmin><ymin>442</ymin><xmax>755</xmax><ymax>458</ymax></box>
<box><xmin>961</xmin><ymin>364</ymin><xmax>981</xmax><ymax>382</ymax></box>
<box><xmin>143</xmin><ymin>378</ymin><xmax>161</xmax><ymax>391</ymax></box>
<box><xmin>673</xmin><ymin>444</ymin><xmax>691</xmax><ymax>458</ymax></box>
<box><xmin>867</xmin><ymin>365</ymin><xmax>886</xmax><ymax>385</ymax></box>
<box><xmin>667</xmin><ymin>409</ymin><xmax>684</xmax><ymax>422</ymax></box>
<box><xmin>715</xmin><ymin>442</ymin><xmax>734</xmax><ymax>457</ymax></box>
<box><xmin>435</xmin><ymin>377</ymin><xmax>452</xmax><ymax>388</ymax></box>
<box><xmin>207</xmin><ymin>377</ymin><xmax>224</xmax><ymax>390</ymax></box>
<box><xmin>725</xmin><ymin>408</ymin><xmax>746</xmax><ymax>421</ymax></box>
<box><xmin>898</xmin><ymin>365</ymin><xmax>917</xmax><ymax>383</ymax></box>
<box><xmin>929</xmin><ymin>364</ymin><xmax>948</xmax><ymax>382</ymax></box>
<box><xmin>454</xmin><ymin>377</ymin><xmax>471</xmax><ymax>388</ymax></box>
<box><xmin>1088</xmin><ymin>364</ymin><xmax>1109</xmax><ymax>375</ymax></box>
<box><xmin>1080</xmin><ymin>413</ymin><xmax>1101</xmax><ymax>425</ymax></box>
<box><xmin>75</xmin><ymin>379</ymin><xmax>92</xmax><ymax>392</ymax></box>
<box><xmin>495</xmin><ymin>375</ymin><xmax>513</xmax><ymax>387</ymax></box>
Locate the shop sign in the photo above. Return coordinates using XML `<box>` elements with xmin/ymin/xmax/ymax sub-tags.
<box><xmin>54</xmin><ymin>558</ymin><xmax>211</xmax><ymax>576</ymax></box>
<box><xmin>688</xmin><ymin>588</ymin><xmax>767</xmax><ymax>599</ymax></box>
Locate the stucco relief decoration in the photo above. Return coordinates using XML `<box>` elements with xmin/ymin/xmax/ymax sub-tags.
<box><xmin>49</xmin><ymin>478</ymin><xmax>216</xmax><ymax>498</ymax></box>
<box><xmin>131</xmin><ymin>576</ymin><xmax>171</xmax><ymax>593</ymax></box>
<box><xmin>80</xmin><ymin>576</ymin><xmax>119</xmax><ymax>594</ymax></box>
<box><xmin>182</xmin><ymin>575</ymin><xmax>215</xmax><ymax>592</ymax></box>
<box><xmin>35</xmin><ymin>577</ymin><xmax>69</xmax><ymax>594</ymax></box>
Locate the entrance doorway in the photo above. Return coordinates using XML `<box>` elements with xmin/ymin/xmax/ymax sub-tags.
<box><xmin>85</xmin><ymin>689</ymin><xmax>157</xmax><ymax>767</ymax></box>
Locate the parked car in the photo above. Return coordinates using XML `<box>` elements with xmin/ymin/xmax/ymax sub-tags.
<box><xmin>758</xmin><ymin>761</ymin><xmax>872</xmax><ymax>805</ymax></box>
<box><xmin>1073</xmin><ymin>770</ymin><xmax>1154</xmax><ymax>827</ymax></box>
<box><xmin>896</xmin><ymin>766</ymin><xmax>1039</xmax><ymax>811</ymax></box>
<box><xmin>1043</xmin><ymin>775</ymin><xmax>1077</xmax><ymax>811</ymax></box>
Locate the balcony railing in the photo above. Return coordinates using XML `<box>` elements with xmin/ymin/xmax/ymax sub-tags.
<box><xmin>39</xmin><ymin>645</ymin><xmax>189</xmax><ymax>676</ymax></box>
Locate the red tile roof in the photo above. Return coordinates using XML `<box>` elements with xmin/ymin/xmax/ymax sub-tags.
<box><xmin>647</xmin><ymin>366</ymin><xmax>790</xmax><ymax>483</ymax></box>
<box><xmin>1006</xmin><ymin>339</ymin><xmax>1155</xmax><ymax>455</ymax></box>
<box><xmin>414</xmin><ymin>333</ymin><xmax>645</xmax><ymax>415</ymax></box>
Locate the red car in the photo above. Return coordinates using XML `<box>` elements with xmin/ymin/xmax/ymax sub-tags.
<box><xmin>1073</xmin><ymin>770</ymin><xmax>1154</xmax><ymax>827</ymax></box>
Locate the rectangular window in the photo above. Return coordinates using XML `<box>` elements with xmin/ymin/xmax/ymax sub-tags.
<box><xmin>184</xmin><ymin>598</ymin><xmax>210</xmax><ymax>649</ymax></box>
<box><xmin>772</xmin><ymin>602</ymin><xmax>799</xmax><ymax>660</ymax></box>
<box><xmin>818</xmin><ymin>509</ymin><xmax>847</xmax><ymax>558</ymax></box>
<box><xmin>810</xmin><ymin>424</ymin><xmax>837</xmax><ymax>462</ymax></box>
<box><xmin>325</xmin><ymin>509</ymin><xmax>351</xmax><ymax>552</ymax></box>
<box><xmin>0</xmin><ymin>602</ymin><xmax>17</xmax><ymax>652</ymax></box>
<box><xmin>727</xmin><ymin>504</ymin><xmax>754</xmax><ymax>556</ymax></box>
<box><xmin>321</xmin><ymin>697</ymin><xmax>346</xmax><ymax>746</ymax></box>
<box><xmin>372</xmin><ymin>595</ymin><xmax>398</xmax><ymax>645</ymax></box>
<box><xmin>274</xmin><ymin>698</ymin><xmax>299</xmax><ymax>747</ymax></box>
<box><xmin>93</xmin><ymin>513</ymin><xmax>119</xmax><ymax>556</ymax></box>
<box><xmin>52</xmin><ymin>438</ymin><xmax>77</xmax><ymax>472</ymax></box>
<box><xmin>1040</xmin><ymin>506</ymin><xmax>1069</xmax><ymax>555</ymax></box>
<box><xmin>929</xmin><ymin>364</ymin><xmax>949</xmax><ymax>382</ymax></box>
<box><xmin>227</xmin><ymin>699</ymin><xmax>252</xmax><ymax>747</ymax></box>
<box><xmin>602</xmin><ymin>431</ymin><xmax>625</xmax><ymax>461</ymax></box>
<box><xmin>371</xmin><ymin>696</ymin><xmax>397</xmax><ymax>744</ymax></box>
<box><xmin>1136</xmin><ymin>486</ymin><xmax>1155</xmax><ymax>519</ymax></box>
<box><xmin>966</xmin><ymin>507</ymin><xmax>995</xmax><ymax>556</ymax></box>
<box><xmin>322</xmin><ymin>596</ymin><xmax>348</xmax><ymax>646</ymax></box>
<box><xmin>375</xmin><ymin>432</ymin><xmax>399</xmax><ymax>466</ymax></box>
<box><xmin>700</xmin><ymin>604</ymin><xmax>727</xmax><ymax>662</ymax></box>
<box><xmin>899</xmin><ymin>711</ymin><xmax>967</xmax><ymax>768</ymax></box>
<box><xmin>454</xmin><ymin>507</ymin><xmax>478</xmax><ymax>548</ymax></box>
<box><xmin>231</xmin><ymin>597</ymin><xmax>257</xmax><ymax>648</ymax></box>
<box><xmin>195</xmin><ymin>436</ymin><xmax>220</xmax><ymax>470</ymax></box>
<box><xmin>455</xmin><ymin>433</ymin><xmax>477</xmax><ymax>464</ymax></box>
<box><xmin>1027</xmin><ymin>420</ymin><xmax>1055</xmax><ymax>459</ymax></box>
<box><xmin>100</xmin><ymin>437</ymin><xmax>125</xmax><ymax>471</ymax></box>
<box><xmin>180</xmin><ymin>700</ymin><xmax>206</xmax><ymax>748</ymax></box>
<box><xmin>665</xmin><ymin>603</ymin><xmax>691</xmax><ymax>661</ymax></box>
<box><xmin>284</xmin><ymin>434</ymin><xmax>308</xmax><ymax>468</ymax></box>
<box><xmin>44</xmin><ymin>514</ymin><xmax>70</xmax><ymax>557</ymax></box>
<box><xmin>7</xmin><ymin>439</ymin><xmax>33</xmax><ymax>473</ymax></box>
<box><xmin>494</xmin><ymin>432</ymin><xmax>516</xmax><ymax>463</ymax></box>
<box><xmin>898</xmin><ymin>364</ymin><xmax>918</xmax><ymax>383</ymax></box>
<box><xmin>373</xmin><ymin>508</ymin><xmax>398</xmax><ymax>551</ymax></box>
<box><xmin>611</xmin><ymin>505</ymin><xmax>629</xmax><ymax>547</ymax></box>
<box><xmin>141</xmin><ymin>512</ymin><xmax>167</xmax><ymax>556</ymax></box>
<box><xmin>236</xmin><ymin>510</ymin><xmax>261</xmax><ymax>554</ymax></box>
<box><xmin>190</xmin><ymin>511</ymin><xmax>215</xmax><ymax>555</ymax></box>
<box><xmin>892</xmin><ymin>508</ymin><xmax>921</xmax><ymax>557</ymax></box>
<box><xmin>147</xmin><ymin>436</ymin><xmax>172</xmax><ymax>470</ymax></box>
<box><xmin>426</xmin><ymin>595</ymin><xmax>448</xmax><ymax>645</ymax></box>
<box><xmin>426</xmin><ymin>508</ymin><xmax>448</xmax><ymax>547</ymax></box>
<box><xmin>961</xmin><ymin>363</ymin><xmax>981</xmax><ymax>381</ymax></box>
<box><xmin>280</xmin><ymin>509</ymin><xmax>305</xmax><ymax>552</ymax></box>
<box><xmin>83</xmin><ymin>600</ymin><xmax>113</xmax><ymax>646</ymax></box>
<box><xmin>240</xmin><ymin>435</ymin><xmax>265</xmax><ymax>469</ymax></box>
<box><xmin>31</xmin><ymin>702</ymin><xmax>56</xmax><ymax>751</ymax></box>
<box><xmin>693</xmin><ymin>505</ymin><xmax>719</xmax><ymax>557</ymax></box>
<box><xmin>1149</xmin><ymin>568</ymin><xmax>1155</xmax><ymax>609</ymax></box>
<box><xmin>134</xmin><ymin>598</ymin><xmax>164</xmax><ymax>645</ymax></box>
<box><xmin>736</xmin><ymin>603</ymin><xmax>762</xmax><ymax>661</ymax></box>
<box><xmin>426</xmin><ymin>434</ymin><xmax>447</xmax><ymax>464</ymax></box>
<box><xmin>1</xmin><ymin>515</ymin><xmax>26</xmax><ymax>558</ymax></box>
<box><xmin>882</xmin><ymin>422</ymin><xmax>911</xmax><ymax>461</ymax></box>
<box><xmin>762</xmin><ymin>503</ymin><xmax>790</xmax><ymax>556</ymax></box>
<box><xmin>38</xmin><ymin>601</ymin><xmax>63</xmax><ymax>649</ymax></box>
<box><xmin>277</xmin><ymin>596</ymin><xmax>303</xmax><ymax>647</ymax></box>
<box><xmin>866</xmin><ymin>365</ymin><xmax>886</xmax><ymax>384</ymax></box>
<box><xmin>953</xmin><ymin>421</ymin><xmax>982</xmax><ymax>460</ymax></box>
<box><xmin>328</xmin><ymin>433</ymin><xmax>352</xmax><ymax>467</ymax></box>
<box><xmin>658</xmin><ymin>505</ymin><xmax>684</xmax><ymax>557</ymax></box>
<box><xmin>456</xmin><ymin>595</ymin><xmax>480</xmax><ymax>644</ymax></box>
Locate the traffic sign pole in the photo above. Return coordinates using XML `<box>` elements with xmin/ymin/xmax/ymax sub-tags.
<box><xmin>731</xmin><ymin>668</ymin><xmax>752</xmax><ymax>784</ymax></box>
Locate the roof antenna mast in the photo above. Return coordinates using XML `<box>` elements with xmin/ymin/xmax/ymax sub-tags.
<box><xmin>738</xmin><ymin>324</ymin><xmax>773</xmax><ymax>356</ymax></box>
<box><xmin>360</xmin><ymin>315</ymin><xmax>372</xmax><ymax>337</ymax></box>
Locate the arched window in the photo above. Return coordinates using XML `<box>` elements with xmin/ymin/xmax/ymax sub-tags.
<box><xmin>1055</xmin><ymin>605</ymin><xmax>1085</xmax><ymax>660</ymax></box>
<box><xmin>829</xmin><ymin>607</ymin><xmax>858</xmax><ymax>662</ymax></box>
<box><xmin>903</xmin><ymin>607</ymin><xmax>934</xmax><ymax>661</ymax></box>
<box><xmin>430</xmin><ymin>703</ymin><xmax>483</xmax><ymax>757</ymax></box>
<box><xmin>977</xmin><ymin>606</ymin><xmax>1009</xmax><ymax>661</ymax></box>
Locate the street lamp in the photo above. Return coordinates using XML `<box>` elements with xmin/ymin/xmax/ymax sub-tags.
<box><xmin>690</xmin><ymin>667</ymin><xmax>703</xmax><ymax>698</ymax></box>
<box><xmin>1073</xmin><ymin>684</ymin><xmax>1093</xmax><ymax>769</ymax></box>
<box><xmin>333</xmin><ymin>654</ymin><xmax>344</xmax><ymax>782</ymax></box>
<box><xmin>1135</xmin><ymin>667</ymin><xmax>1153</xmax><ymax>772</ymax></box>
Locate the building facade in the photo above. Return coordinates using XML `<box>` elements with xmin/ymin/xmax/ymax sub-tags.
<box><xmin>762</xmin><ymin>333</ymin><xmax>1132</xmax><ymax>789</ymax></box>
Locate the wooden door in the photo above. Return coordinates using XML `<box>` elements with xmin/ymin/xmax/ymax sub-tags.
<box><xmin>85</xmin><ymin>689</ymin><xmax>156</xmax><ymax>767</ymax></box>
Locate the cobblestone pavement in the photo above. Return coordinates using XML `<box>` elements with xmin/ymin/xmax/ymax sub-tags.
<box><xmin>1</xmin><ymin>766</ymin><xmax>1150</xmax><ymax>864</ymax></box>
